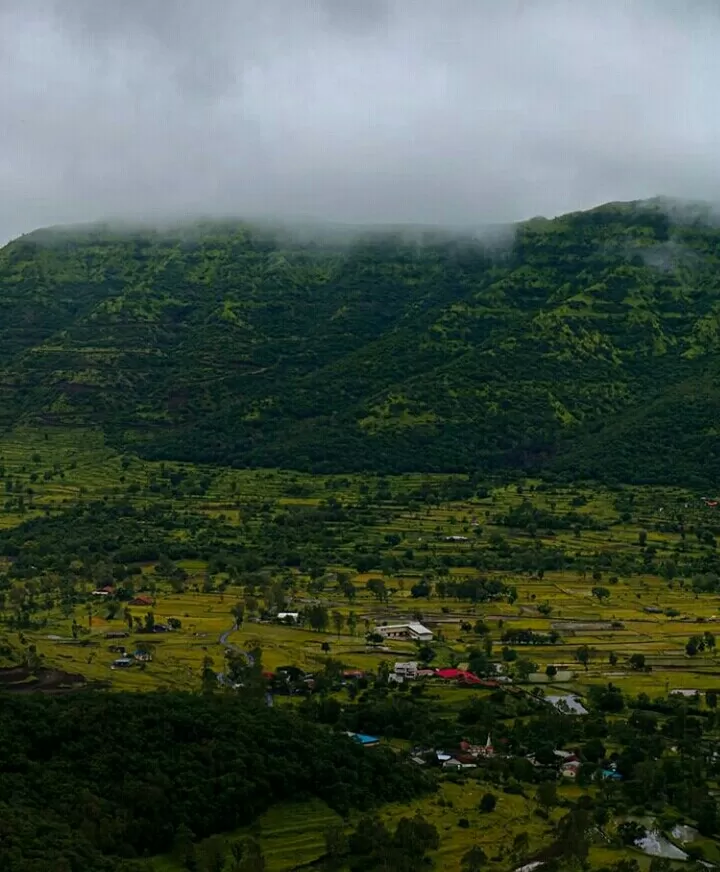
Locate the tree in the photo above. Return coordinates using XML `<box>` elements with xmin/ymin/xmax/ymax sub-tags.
<box><xmin>321</xmin><ymin>641</ymin><xmax>331</xmax><ymax>654</ymax></box>
<box><xmin>196</xmin><ymin>834</ymin><xmax>226</xmax><ymax>872</ymax></box>
<box><xmin>332</xmin><ymin>610</ymin><xmax>344</xmax><ymax>636</ymax></box>
<box><xmin>535</xmin><ymin>781</ymin><xmax>558</xmax><ymax>812</ymax></box>
<box><xmin>172</xmin><ymin>823</ymin><xmax>196</xmax><ymax>870</ymax></box>
<box><xmin>696</xmin><ymin>799</ymin><xmax>718</xmax><ymax>837</ymax></box>
<box><xmin>609</xmin><ymin>651</ymin><xmax>618</xmax><ymax>666</ymax></box>
<box><xmin>144</xmin><ymin>611</ymin><xmax>155</xmax><ymax>633</ymax></box>
<box><xmin>591</xmin><ymin>586</ymin><xmax>610</xmax><ymax>602</ymax></box>
<box><xmin>340</xmin><ymin>579</ymin><xmax>357</xmax><ymax>602</ymax></box>
<box><xmin>347</xmin><ymin>611</ymin><xmax>358</xmax><ymax>636</ymax></box>
<box><xmin>512</xmin><ymin>831</ymin><xmax>530</xmax><ymax>857</ymax></box>
<box><xmin>707</xmin><ymin>690</ymin><xmax>718</xmax><ymax>709</ymax></box>
<box><xmin>230</xmin><ymin>836</ymin><xmax>266</xmax><ymax>872</ymax></box>
<box><xmin>576</xmin><ymin>645</ymin><xmax>591</xmax><ymax>671</ymax></box>
<box><xmin>410</xmin><ymin>580</ymin><xmax>432</xmax><ymax>598</ymax></box>
<box><xmin>201</xmin><ymin>656</ymin><xmax>216</xmax><ymax>694</ymax></box>
<box><xmin>306</xmin><ymin>604</ymin><xmax>329</xmax><ymax>632</ymax></box>
<box><xmin>324</xmin><ymin>823</ymin><xmax>347</xmax><ymax>871</ymax></box>
<box><xmin>366</xmin><ymin>578</ymin><xmax>388</xmax><ymax>602</ymax></box>
<box><xmin>687</xmin><ymin>639</ymin><xmax>699</xmax><ymax>657</ymax></box>
<box><xmin>629</xmin><ymin>653</ymin><xmax>645</xmax><ymax>670</ymax></box>
<box><xmin>230</xmin><ymin>602</ymin><xmax>245</xmax><ymax>629</ymax></box>
<box><xmin>514</xmin><ymin>658</ymin><xmax>537</xmax><ymax>681</ymax></box>
<box><xmin>583</xmin><ymin>737</ymin><xmax>605</xmax><ymax>762</ymax></box>
<box><xmin>545</xmin><ymin>664</ymin><xmax>557</xmax><ymax>678</ymax></box>
<box><xmin>461</xmin><ymin>845</ymin><xmax>487</xmax><ymax>872</ymax></box>
<box><xmin>638</xmin><ymin>529</ymin><xmax>648</xmax><ymax>547</ymax></box>
<box><xmin>479</xmin><ymin>792</ymin><xmax>497</xmax><ymax>813</ymax></box>
<box><xmin>618</xmin><ymin>821</ymin><xmax>645</xmax><ymax>845</ymax></box>
<box><xmin>418</xmin><ymin>645</ymin><xmax>435</xmax><ymax>664</ymax></box>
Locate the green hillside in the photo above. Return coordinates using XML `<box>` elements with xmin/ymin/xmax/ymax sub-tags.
<box><xmin>2</xmin><ymin>200</ymin><xmax>720</xmax><ymax>485</ymax></box>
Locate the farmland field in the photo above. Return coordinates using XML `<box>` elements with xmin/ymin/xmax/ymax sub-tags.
<box><xmin>2</xmin><ymin>424</ymin><xmax>720</xmax><ymax>869</ymax></box>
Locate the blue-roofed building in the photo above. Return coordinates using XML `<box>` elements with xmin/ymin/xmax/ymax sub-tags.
<box><xmin>346</xmin><ymin>731</ymin><xmax>380</xmax><ymax>746</ymax></box>
<box><xmin>601</xmin><ymin>769</ymin><xmax>623</xmax><ymax>780</ymax></box>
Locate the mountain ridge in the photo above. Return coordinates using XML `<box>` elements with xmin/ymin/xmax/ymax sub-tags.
<box><xmin>2</xmin><ymin>198</ymin><xmax>720</xmax><ymax>485</ymax></box>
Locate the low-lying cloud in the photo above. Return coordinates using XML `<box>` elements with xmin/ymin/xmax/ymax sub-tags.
<box><xmin>1</xmin><ymin>0</ymin><xmax>719</xmax><ymax>243</ymax></box>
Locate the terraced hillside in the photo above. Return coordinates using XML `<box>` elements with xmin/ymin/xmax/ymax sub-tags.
<box><xmin>2</xmin><ymin>200</ymin><xmax>720</xmax><ymax>484</ymax></box>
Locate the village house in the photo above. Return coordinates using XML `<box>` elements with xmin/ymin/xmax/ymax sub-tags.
<box><xmin>442</xmin><ymin>755</ymin><xmax>477</xmax><ymax>770</ymax></box>
<box><xmin>546</xmin><ymin>695</ymin><xmax>589</xmax><ymax>715</ymax></box>
<box><xmin>375</xmin><ymin>622</ymin><xmax>433</xmax><ymax>642</ymax></box>
<box><xmin>277</xmin><ymin>612</ymin><xmax>300</xmax><ymax>623</ymax></box>
<box><xmin>112</xmin><ymin>658</ymin><xmax>133</xmax><ymax>669</ymax></box>
<box><xmin>128</xmin><ymin>595</ymin><xmax>153</xmax><ymax>607</ymax></box>
<box><xmin>346</xmin><ymin>732</ymin><xmax>379</xmax><ymax>747</ymax></box>
<box><xmin>460</xmin><ymin>734</ymin><xmax>495</xmax><ymax>759</ymax></box>
<box><xmin>561</xmin><ymin>759</ymin><xmax>582</xmax><ymax>779</ymax></box>
<box><xmin>91</xmin><ymin>586</ymin><xmax>114</xmax><ymax>597</ymax></box>
<box><xmin>394</xmin><ymin>661</ymin><xmax>419</xmax><ymax>679</ymax></box>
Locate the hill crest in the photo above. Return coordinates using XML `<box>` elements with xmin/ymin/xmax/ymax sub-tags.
<box><xmin>2</xmin><ymin>198</ymin><xmax>720</xmax><ymax>486</ymax></box>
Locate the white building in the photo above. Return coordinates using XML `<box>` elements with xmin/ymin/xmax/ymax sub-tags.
<box><xmin>375</xmin><ymin>622</ymin><xmax>433</xmax><ymax>643</ymax></box>
<box><xmin>394</xmin><ymin>661</ymin><xmax>419</xmax><ymax>679</ymax></box>
<box><xmin>546</xmin><ymin>695</ymin><xmax>589</xmax><ymax>716</ymax></box>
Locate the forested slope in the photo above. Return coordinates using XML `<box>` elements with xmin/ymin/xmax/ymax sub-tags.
<box><xmin>0</xmin><ymin>692</ymin><xmax>430</xmax><ymax>871</ymax></box>
<box><xmin>2</xmin><ymin>200</ymin><xmax>720</xmax><ymax>484</ymax></box>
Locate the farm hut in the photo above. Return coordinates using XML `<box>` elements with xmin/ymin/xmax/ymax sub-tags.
<box><xmin>128</xmin><ymin>596</ymin><xmax>153</xmax><ymax>607</ymax></box>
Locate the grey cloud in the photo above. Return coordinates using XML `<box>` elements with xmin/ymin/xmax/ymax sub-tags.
<box><xmin>1</xmin><ymin>0</ymin><xmax>720</xmax><ymax>243</ymax></box>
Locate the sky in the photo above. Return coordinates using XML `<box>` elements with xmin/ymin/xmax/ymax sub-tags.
<box><xmin>1</xmin><ymin>0</ymin><xmax>719</xmax><ymax>243</ymax></box>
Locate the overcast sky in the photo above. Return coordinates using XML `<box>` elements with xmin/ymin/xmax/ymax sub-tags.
<box><xmin>1</xmin><ymin>0</ymin><xmax>719</xmax><ymax>242</ymax></box>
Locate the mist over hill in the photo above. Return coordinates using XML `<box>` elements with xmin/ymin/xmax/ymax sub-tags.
<box><xmin>2</xmin><ymin>199</ymin><xmax>720</xmax><ymax>487</ymax></box>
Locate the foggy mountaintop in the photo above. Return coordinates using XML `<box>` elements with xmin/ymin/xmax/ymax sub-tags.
<box><xmin>1</xmin><ymin>0</ymin><xmax>720</xmax><ymax>243</ymax></box>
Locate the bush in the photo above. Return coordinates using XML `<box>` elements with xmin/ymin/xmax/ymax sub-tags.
<box><xmin>479</xmin><ymin>793</ymin><xmax>497</xmax><ymax>813</ymax></box>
